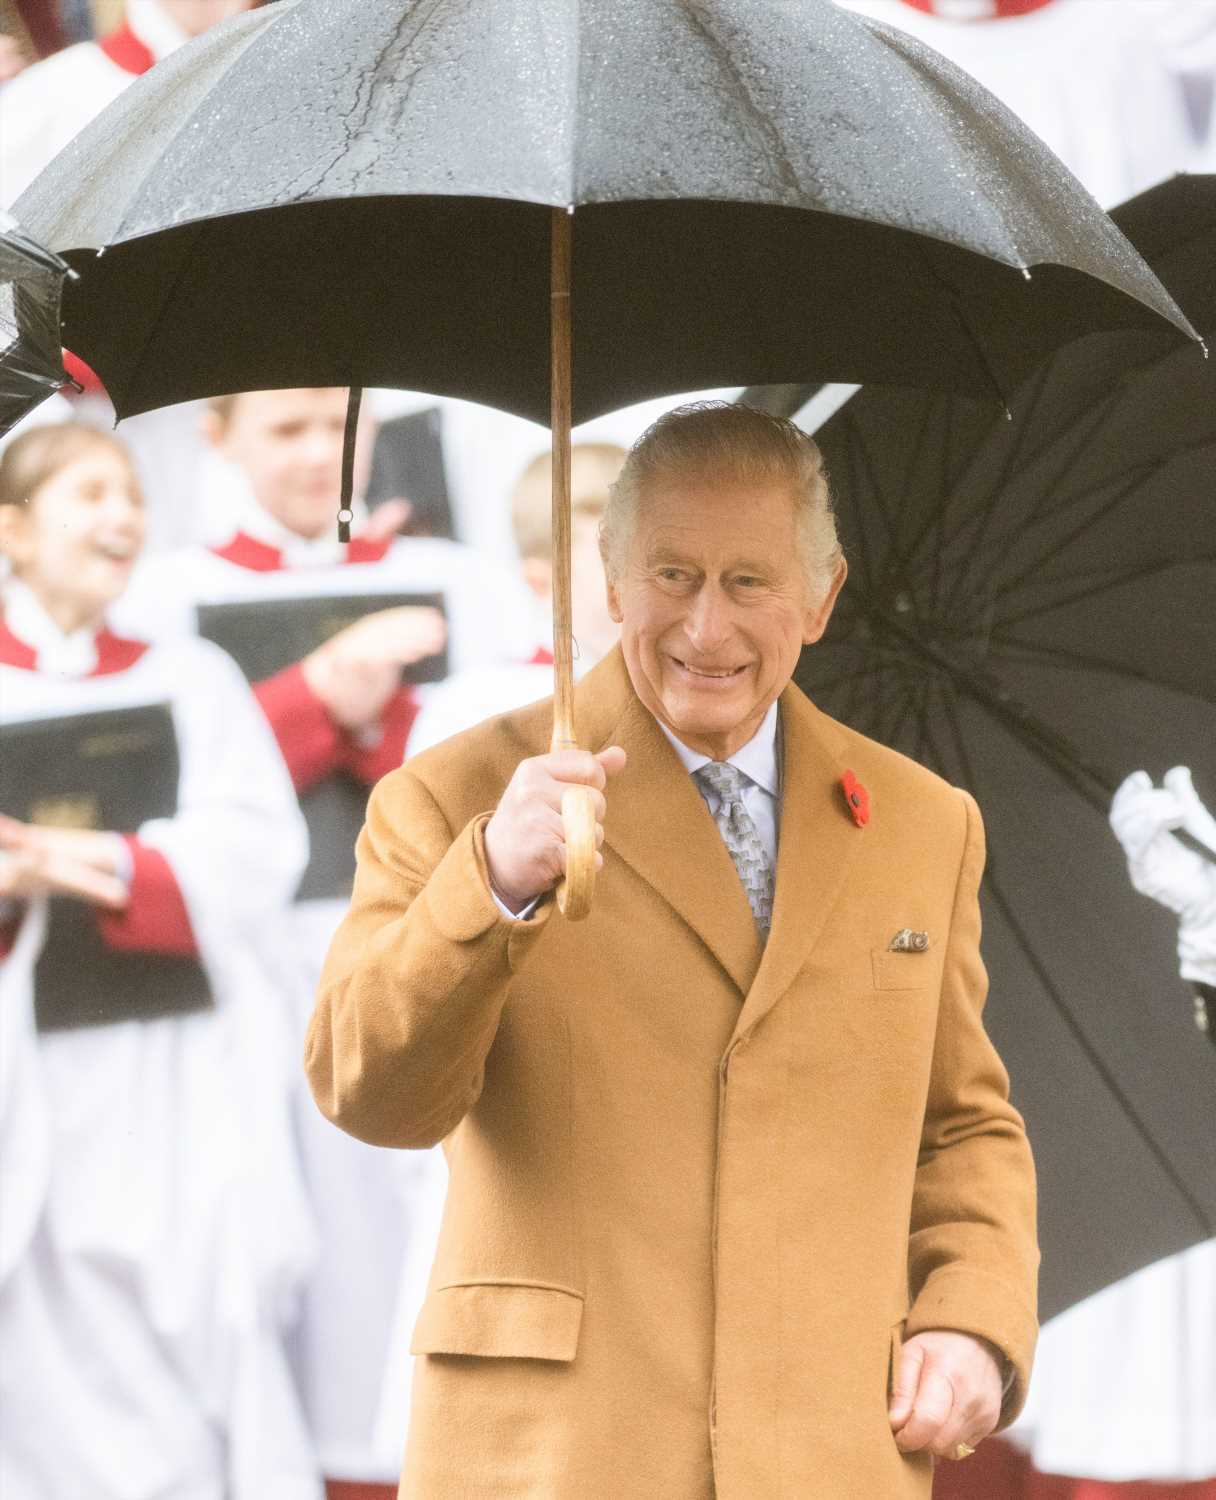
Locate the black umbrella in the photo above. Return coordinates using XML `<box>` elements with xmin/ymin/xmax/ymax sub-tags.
<box><xmin>0</xmin><ymin>213</ymin><xmax>74</xmax><ymax>434</ymax></box>
<box><xmin>12</xmin><ymin>0</ymin><xmax>1199</xmax><ymax>917</ymax></box>
<box><xmin>796</xmin><ymin>175</ymin><xmax>1216</xmax><ymax>1320</ymax></box>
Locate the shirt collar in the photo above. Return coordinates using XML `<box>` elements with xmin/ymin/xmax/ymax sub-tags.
<box><xmin>1</xmin><ymin>578</ymin><xmax>99</xmax><ymax>677</ymax></box>
<box><xmin>657</xmin><ymin>698</ymin><xmax>781</xmax><ymax>797</ymax></box>
<box><xmin>127</xmin><ymin>1</ymin><xmax>192</xmax><ymax>62</ymax></box>
<box><xmin>231</xmin><ymin>491</ymin><xmax>369</xmax><ymax>570</ymax></box>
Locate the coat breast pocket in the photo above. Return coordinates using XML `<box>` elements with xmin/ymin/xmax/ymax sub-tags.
<box><xmin>870</xmin><ymin>948</ymin><xmax>934</xmax><ymax>992</ymax></box>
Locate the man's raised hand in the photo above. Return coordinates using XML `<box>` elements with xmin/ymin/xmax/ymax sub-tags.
<box><xmin>484</xmin><ymin>746</ymin><xmax>627</xmax><ymax>913</ymax></box>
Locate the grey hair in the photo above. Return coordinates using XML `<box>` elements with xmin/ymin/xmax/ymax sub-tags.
<box><xmin>599</xmin><ymin>401</ymin><xmax>842</xmax><ymax>598</ymax></box>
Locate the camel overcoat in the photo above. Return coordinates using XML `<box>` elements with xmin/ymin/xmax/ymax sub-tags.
<box><xmin>307</xmin><ymin>648</ymin><xmax>1039</xmax><ymax>1500</ymax></box>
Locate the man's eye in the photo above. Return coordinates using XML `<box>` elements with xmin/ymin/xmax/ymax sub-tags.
<box><xmin>657</xmin><ymin>568</ymin><xmax>686</xmax><ymax>582</ymax></box>
<box><xmin>734</xmin><ymin>576</ymin><xmax>763</xmax><ymax>589</ymax></box>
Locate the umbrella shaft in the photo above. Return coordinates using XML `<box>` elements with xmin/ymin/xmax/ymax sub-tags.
<box><xmin>551</xmin><ymin>207</ymin><xmax>576</xmax><ymax>751</ymax></box>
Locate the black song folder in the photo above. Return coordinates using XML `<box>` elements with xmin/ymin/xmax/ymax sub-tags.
<box><xmin>197</xmin><ymin>591</ymin><xmax>447</xmax><ymax>900</ymax></box>
<box><xmin>0</xmin><ymin>702</ymin><xmax>212</xmax><ymax>1030</ymax></box>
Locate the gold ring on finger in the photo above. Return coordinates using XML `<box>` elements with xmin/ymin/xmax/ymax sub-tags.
<box><xmin>951</xmin><ymin>1442</ymin><xmax>977</xmax><ymax>1461</ymax></box>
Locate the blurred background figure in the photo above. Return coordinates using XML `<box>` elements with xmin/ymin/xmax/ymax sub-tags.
<box><xmin>116</xmin><ymin>385</ymin><xmax>532</xmax><ymax>1500</ymax></box>
<box><xmin>408</xmin><ymin>441</ymin><xmax>626</xmax><ymax>755</ymax></box>
<box><xmin>0</xmin><ymin>0</ymin><xmax>261</xmax><ymax>551</ymax></box>
<box><xmin>834</xmin><ymin>0</ymin><xmax>1216</xmax><ymax>205</ymax></box>
<box><xmin>0</xmin><ymin>422</ymin><xmax>321</xmax><ymax>1498</ymax></box>
<box><xmin>0</xmin><ymin>1</ymin><xmax>257</xmax><ymax>204</ymax></box>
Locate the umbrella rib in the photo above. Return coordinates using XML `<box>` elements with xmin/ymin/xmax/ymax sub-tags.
<box><xmin>849</xmin><ymin>411</ymin><xmax>904</xmax><ymax>588</ymax></box>
<box><xmin>977</xmin><ymin>459</ymin><xmax>1182</xmax><ymax>606</ymax></box>
<box><xmin>994</xmin><ymin>555</ymin><xmax>1216</xmax><ymax>626</ymax></box>
<box><xmin>985</xmin><ymin>870</ymin><xmax>1215</xmax><ymax>1240</ymax></box>
<box><xmin>937</xmin><ymin>361</ymin><xmax>1052</xmax><ymax>617</ymax></box>
<box><xmin>989</xmin><ymin>637</ymin><xmax>1216</xmax><ymax>710</ymax></box>
<box><xmin>936</xmin><ymin>706</ymin><xmax>1214</xmax><ymax>1239</ymax></box>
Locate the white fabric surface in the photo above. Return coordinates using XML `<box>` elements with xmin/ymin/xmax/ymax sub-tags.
<box><xmin>1006</xmin><ymin>1239</ymin><xmax>1216</xmax><ymax>1480</ymax></box>
<box><xmin>286</xmin><ymin>901</ymin><xmax>448</xmax><ymax>1482</ymax></box>
<box><xmin>835</xmin><ymin>0</ymin><xmax>1215</xmax><ymax>207</ymax></box>
<box><xmin>0</xmin><ymin>613</ymin><xmax>320</xmax><ymax>1499</ymax></box>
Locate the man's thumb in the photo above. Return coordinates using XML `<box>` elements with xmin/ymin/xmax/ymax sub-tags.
<box><xmin>596</xmin><ymin>745</ymin><xmax>627</xmax><ymax>778</ymax></box>
<box><xmin>888</xmin><ymin>1339</ymin><xmax>924</xmax><ymax>1424</ymax></box>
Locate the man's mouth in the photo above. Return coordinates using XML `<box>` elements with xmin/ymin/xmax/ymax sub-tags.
<box><xmin>671</xmin><ymin>657</ymin><xmax>747</xmax><ymax>681</ymax></box>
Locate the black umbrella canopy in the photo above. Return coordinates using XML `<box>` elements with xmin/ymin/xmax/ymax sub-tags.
<box><xmin>0</xmin><ymin>214</ymin><xmax>73</xmax><ymax>434</ymax></box>
<box><xmin>13</xmin><ymin>0</ymin><xmax>1197</xmax><ymax>425</ymax></box>
<box><xmin>796</xmin><ymin>177</ymin><xmax>1216</xmax><ymax>1320</ymax></box>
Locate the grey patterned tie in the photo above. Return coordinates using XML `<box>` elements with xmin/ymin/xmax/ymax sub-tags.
<box><xmin>694</xmin><ymin>761</ymin><xmax>775</xmax><ymax>935</ymax></box>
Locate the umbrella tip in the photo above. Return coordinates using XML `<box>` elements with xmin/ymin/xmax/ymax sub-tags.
<box><xmin>1021</xmin><ymin>266</ymin><xmax>1032</xmax><ymax>282</ymax></box>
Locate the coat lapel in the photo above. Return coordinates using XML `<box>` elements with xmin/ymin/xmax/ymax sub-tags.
<box><xmin>730</xmin><ymin>681</ymin><xmax>862</xmax><ymax>1043</ymax></box>
<box><xmin>578</xmin><ymin>652</ymin><xmax>763</xmax><ymax>999</ymax></box>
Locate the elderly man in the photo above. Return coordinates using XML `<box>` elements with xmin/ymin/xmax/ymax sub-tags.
<box><xmin>307</xmin><ymin>402</ymin><xmax>1039</xmax><ymax>1500</ymax></box>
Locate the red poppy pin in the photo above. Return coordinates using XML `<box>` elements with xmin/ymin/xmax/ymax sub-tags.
<box><xmin>841</xmin><ymin>770</ymin><xmax>870</xmax><ymax>828</ymax></box>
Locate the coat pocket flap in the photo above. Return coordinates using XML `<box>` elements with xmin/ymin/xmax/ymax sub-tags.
<box><xmin>410</xmin><ymin>1280</ymin><xmax>585</xmax><ymax>1362</ymax></box>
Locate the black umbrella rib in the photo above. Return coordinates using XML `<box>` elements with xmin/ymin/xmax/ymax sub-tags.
<box><xmin>978</xmin><ymin>460</ymin><xmax>1176</xmax><ymax>606</ymax></box>
<box><xmin>994</xmin><ymin>555</ymin><xmax>1216</xmax><ymax>629</ymax></box>
<box><xmin>846</xmin><ymin>410</ymin><xmax>902</xmax><ymax>590</ymax></box>
<box><xmin>985</xmin><ymin>871</ymin><xmax>1214</xmax><ymax>1240</ymax></box>
<box><xmin>936</xmin><ymin>706</ymin><xmax>1215</xmax><ymax>1239</ymax></box>
<box><xmin>937</xmin><ymin>362</ymin><xmax>1053</xmax><ymax>618</ymax></box>
<box><xmin>990</xmin><ymin>636</ymin><xmax>1216</xmax><ymax>711</ymax></box>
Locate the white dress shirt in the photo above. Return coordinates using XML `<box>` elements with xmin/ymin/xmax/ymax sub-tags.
<box><xmin>491</xmin><ymin>700</ymin><xmax>782</xmax><ymax>920</ymax></box>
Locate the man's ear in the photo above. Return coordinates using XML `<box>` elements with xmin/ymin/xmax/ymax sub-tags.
<box><xmin>802</xmin><ymin>555</ymin><xmax>847</xmax><ymax>646</ymax></box>
<box><xmin>604</xmin><ymin>571</ymin><xmax>623</xmax><ymax>624</ymax></box>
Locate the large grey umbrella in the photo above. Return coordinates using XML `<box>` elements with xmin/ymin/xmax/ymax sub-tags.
<box><xmin>12</xmin><ymin>0</ymin><xmax>1199</xmax><ymax>919</ymax></box>
<box><xmin>797</xmin><ymin>176</ymin><xmax>1216</xmax><ymax>1318</ymax></box>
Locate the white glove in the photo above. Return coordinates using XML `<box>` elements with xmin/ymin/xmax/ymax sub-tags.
<box><xmin>1111</xmin><ymin>769</ymin><xmax>1216</xmax><ymax>986</ymax></box>
<box><xmin>1162</xmin><ymin>766</ymin><xmax>1216</xmax><ymax>858</ymax></box>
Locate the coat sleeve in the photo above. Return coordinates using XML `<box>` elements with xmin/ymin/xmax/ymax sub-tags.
<box><xmin>305</xmin><ymin>764</ymin><xmax>553</xmax><ymax>1149</ymax></box>
<box><xmin>904</xmin><ymin>788</ymin><xmax>1040</xmax><ymax>1427</ymax></box>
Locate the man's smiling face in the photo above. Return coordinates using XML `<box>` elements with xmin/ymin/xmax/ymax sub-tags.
<box><xmin>606</xmin><ymin>474</ymin><xmax>845</xmax><ymax>760</ymax></box>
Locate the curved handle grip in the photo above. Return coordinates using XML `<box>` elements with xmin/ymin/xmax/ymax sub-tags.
<box><xmin>556</xmin><ymin>784</ymin><xmax>597</xmax><ymax>921</ymax></box>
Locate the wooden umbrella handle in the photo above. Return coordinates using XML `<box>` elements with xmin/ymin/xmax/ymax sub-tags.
<box><xmin>549</xmin><ymin>206</ymin><xmax>596</xmax><ymax>921</ymax></box>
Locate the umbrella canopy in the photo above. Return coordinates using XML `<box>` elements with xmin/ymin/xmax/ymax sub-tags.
<box><xmin>0</xmin><ymin>214</ymin><xmax>73</xmax><ymax>434</ymax></box>
<box><xmin>796</xmin><ymin>176</ymin><xmax>1216</xmax><ymax>1319</ymax></box>
<box><xmin>12</xmin><ymin>0</ymin><xmax>1197</xmax><ymax>426</ymax></box>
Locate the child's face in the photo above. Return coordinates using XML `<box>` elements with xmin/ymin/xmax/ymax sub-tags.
<box><xmin>3</xmin><ymin>446</ymin><xmax>145</xmax><ymax>620</ymax></box>
<box><xmin>207</xmin><ymin>388</ymin><xmax>358</xmax><ymax>540</ymax></box>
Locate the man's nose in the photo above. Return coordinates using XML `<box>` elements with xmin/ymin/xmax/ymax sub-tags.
<box><xmin>684</xmin><ymin>583</ymin><xmax>732</xmax><ymax>652</ymax></box>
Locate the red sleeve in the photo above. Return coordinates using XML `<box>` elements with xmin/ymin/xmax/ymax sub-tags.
<box><xmin>342</xmin><ymin>684</ymin><xmax>422</xmax><ymax>786</ymax></box>
<box><xmin>254</xmin><ymin>661</ymin><xmax>345</xmax><ymax>792</ymax></box>
<box><xmin>94</xmin><ymin>836</ymin><xmax>198</xmax><ymax>957</ymax></box>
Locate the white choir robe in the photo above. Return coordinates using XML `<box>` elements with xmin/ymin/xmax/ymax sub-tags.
<box><xmin>834</xmin><ymin>0</ymin><xmax>1212</xmax><ymax>208</ymax></box>
<box><xmin>115</xmin><ymin>512</ymin><xmax>530</xmax><ymax>1481</ymax></box>
<box><xmin>0</xmin><ymin>595</ymin><xmax>321</xmax><ymax>1500</ymax></box>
